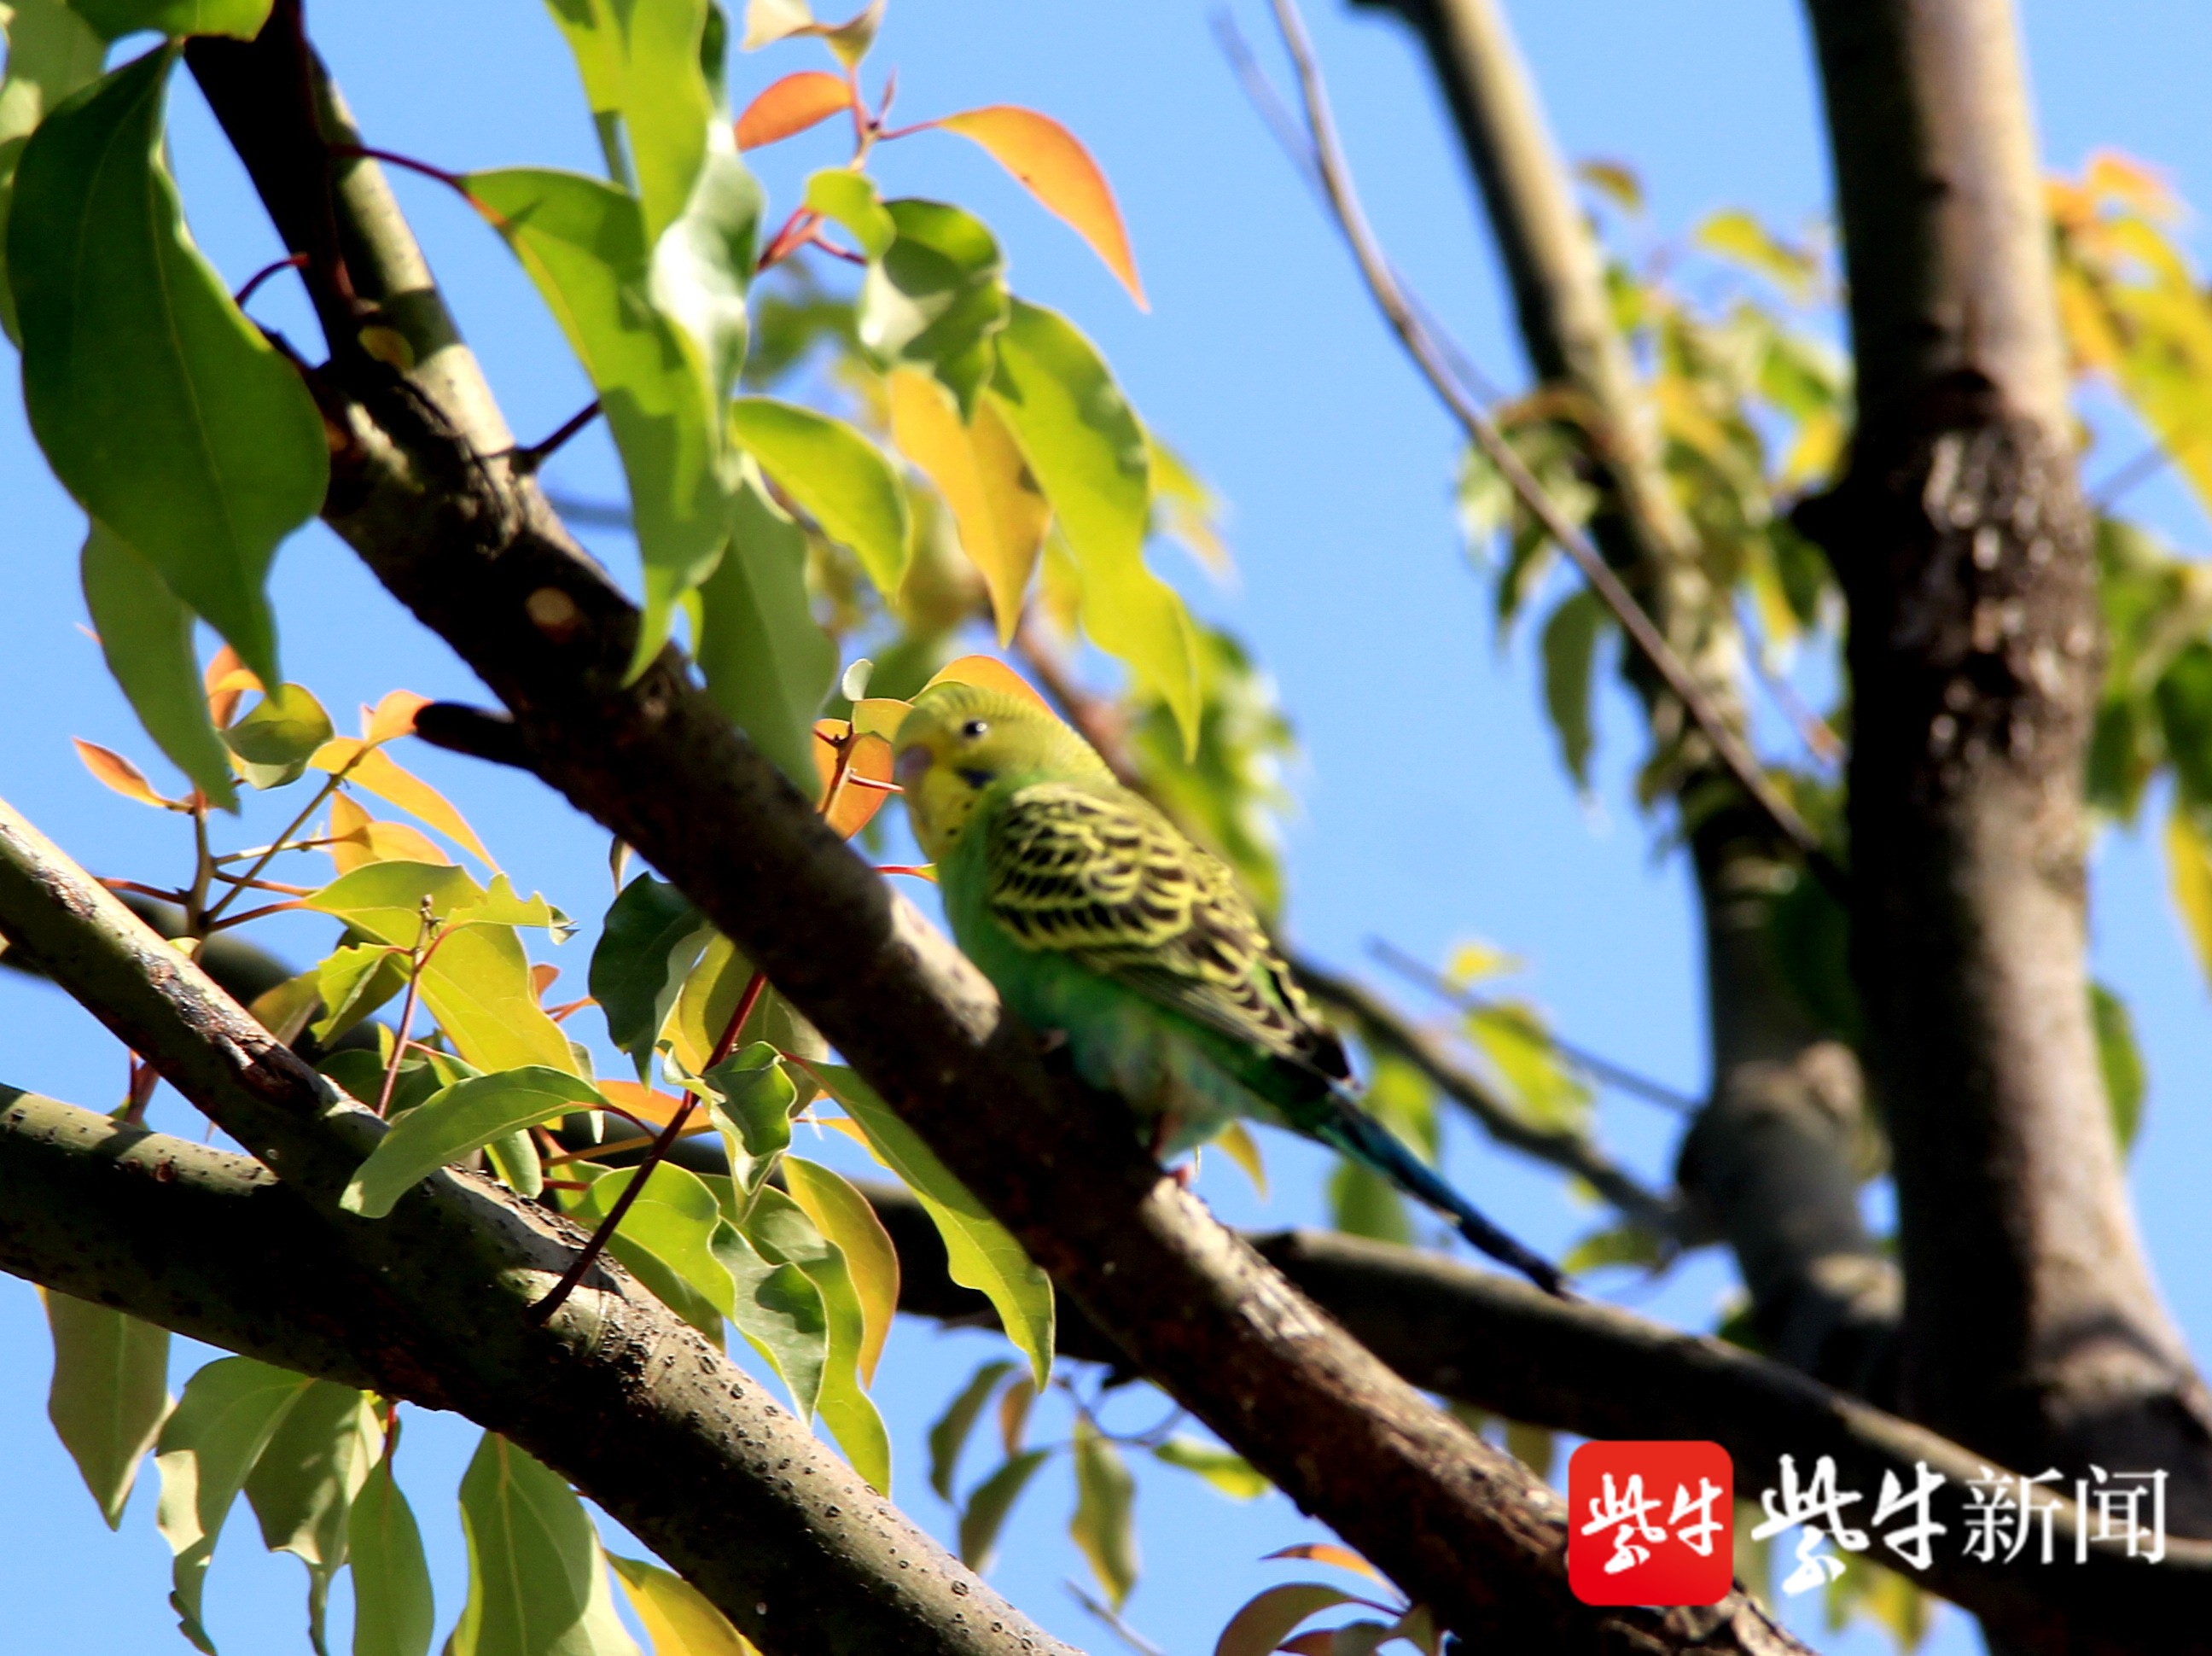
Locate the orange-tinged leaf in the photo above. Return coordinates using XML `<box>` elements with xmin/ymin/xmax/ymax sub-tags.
<box><xmin>812</xmin><ymin>720</ymin><xmax>894</xmax><ymax>837</ymax></box>
<box><xmin>73</xmin><ymin>738</ymin><xmax>183</xmax><ymax>809</ymax></box>
<box><xmin>934</xmin><ymin>106</ymin><xmax>1145</xmax><ymax>308</ymax></box>
<box><xmin>313</xmin><ymin>739</ymin><xmax>499</xmax><ymax>872</ymax></box>
<box><xmin>364</xmin><ymin>691</ymin><xmax>432</xmax><ymax>746</ymax></box>
<box><xmin>327</xmin><ymin>793</ymin><xmax>453</xmax><ymax>874</ymax></box>
<box><xmin>888</xmin><ymin>370</ymin><xmax>1050</xmax><ymax>640</ymax></box>
<box><xmin>202</xmin><ymin>644</ymin><xmax>259</xmax><ymax>728</ymax></box>
<box><xmin>1213</xmin><ymin>1585</ymin><xmax>1359</xmax><ymax>1656</ymax></box>
<box><xmin>531</xmin><ymin>963</ymin><xmax>562</xmax><ymax>1001</ymax></box>
<box><xmin>1262</xmin><ymin>1544</ymin><xmax>1392</xmax><ymax>1587</ymax></box>
<box><xmin>736</xmin><ymin>70</ymin><xmax>853</xmax><ymax>151</ymax></box>
<box><xmin>920</xmin><ymin>655</ymin><xmax>1056</xmax><ymax>715</ymax></box>
<box><xmin>597</xmin><ymin>1080</ymin><xmax>709</xmax><ymax>1132</ymax></box>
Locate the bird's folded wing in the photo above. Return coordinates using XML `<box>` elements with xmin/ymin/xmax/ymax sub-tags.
<box><xmin>984</xmin><ymin>783</ymin><xmax>1347</xmax><ymax>1079</ymax></box>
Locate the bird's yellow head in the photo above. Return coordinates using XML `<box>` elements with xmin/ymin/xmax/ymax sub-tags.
<box><xmin>894</xmin><ymin>680</ymin><xmax>1114</xmax><ymax>863</ymax></box>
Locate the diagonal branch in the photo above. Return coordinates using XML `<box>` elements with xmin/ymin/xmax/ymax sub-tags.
<box><xmin>171</xmin><ymin>23</ymin><xmax>1805</xmax><ymax>1652</ymax></box>
<box><xmin>0</xmin><ymin>803</ymin><xmax>1075</xmax><ymax>1656</ymax></box>
<box><xmin>1258</xmin><ymin>0</ymin><xmax>1832</xmax><ymax>876</ymax></box>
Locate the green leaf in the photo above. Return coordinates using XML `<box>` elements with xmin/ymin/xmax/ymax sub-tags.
<box><xmin>608</xmin><ymin>1554</ymin><xmax>755</xmax><ymax>1656</ymax></box>
<box><xmin>569</xmin><ymin>1161</ymin><xmax>733</xmax><ymax>1340</ymax></box>
<box><xmin>311</xmin><ymin>944</ymin><xmax>406</xmax><ymax>1048</ymax></box>
<box><xmin>730</xmin><ymin>395</ymin><xmax>911</xmax><ymax>593</ymax></box>
<box><xmin>319</xmin><ymin>1047</ymin><xmax>445</xmax><ymax>1118</ymax></box>
<box><xmin>244</xmin><ymin>1381</ymin><xmax>381</xmax><ymax>1656</ymax></box>
<box><xmin>484</xmin><ymin>1126</ymin><xmax>547</xmax><ymax>1201</ymax></box>
<box><xmin>1562</xmin><ymin>1220</ymin><xmax>1668</xmax><ymax>1274</ymax></box>
<box><xmin>348</xmin><ymin>1449</ymin><xmax>434</xmax><ymax>1656</ymax></box>
<box><xmin>451</xmin><ymin>1432</ymin><xmax>641</xmax><ymax>1656</ymax></box>
<box><xmin>783</xmin><ymin>1155</ymin><xmax>899</xmax><ymax>1385</ymax></box>
<box><xmin>451</xmin><ymin>875</ymin><xmax>573</xmax><ymax>936</ymax></box>
<box><xmin>858</xmin><ymin>196</ymin><xmax>1008</xmax><ymax>417</ymax></box>
<box><xmin>1505</xmin><ymin>1417</ymin><xmax>1556</xmax><ymax>1480</ymax></box>
<box><xmin>710</xmin><ymin>1214</ymin><xmax>827</xmax><ymax>1418</ymax></box>
<box><xmin>2156</xmin><ymin>640</ymin><xmax>2212</xmax><ymax>810</ymax></box>
<box><xmin>652</xmin><ymin>148</ymin><xmax>761</xmax><ymax>404</ymax></box>
<box><xmin>342</xmin><ymin>1067</ymin><xmax>608</xmax><ymax>1218</ymax></box>
<box><xmin>591</xmin><ymin>874</ymin><xmax>713</xmax><ymax>1070</ymax></box>
<box><xmin>79</xmin><ymin>522</ymin><xmax>239</xmax><ymax>810</ymax></box>
<box><xmin>10</xmin><ymin>45</ymin><xmax>327</xmax><ymax>686</ymax></box>
<box><xmin>306</xmin><ymin>863</ymin><xmax>583</xmax><ymax>1076</ymax></box>
<box><xmin>1768</xmin><ymin>866</ymin><xmax>1859</xmax><ymax>1041</ymax></box>
<box><xmin>154</xmin><ymin>1356</ymin><xmax>315</xmax><ymax>1654</ymax></box>
<box><xmin>2090</xmin><ymin>981</ymin><xmax>2146</xmax><ymax>1154</ymax></box>
<box><xmin>1466</xmin><ymin>1000</ymin><xmax>1592</xmax><ymax>1130</ymax></box>
<box><xmin>467</xmin><ymin>166</ymin><xmax>731</xmax><ymax>679</ymax></box>
<box><xmin>1328</xmin><ymin>1158</ymin><xmax>1412</xmax><ymax>1245</ymax></box>
<box><xmin>42</xmin><ymin>1289</ymin><xmax>170</xmax><ymax>1527</ymax></box>
<box><xmin>957</xmin><ymin>1449</ymin><xmax>1050</xmax><ymax>1573</ymax></box>
<box><xmin>987</xmin><ymin>299</ymin><xmax>1198</xmax><ymax>751</ymax></box>
<box><xmin>745</xmin><ymin>1183</ymin><xmax>891</xmax><ymax>1493</ymax></box>
<box><xmin>69</xmin><ymin>0</ymin><xmax>271</xmax><ymax>38</ymax></box>
<box><xmin>927</xmin><ymin>1359</ymin><xmax>1015</xmax><ymax>1502</ymax></box>
<box><xmin>811</xmin><ymin>1062</ymin><xmax>1054</xmax><ymax>1388</ymax></box>
<box><xmin>1068</xmin><ymin>1416</ymin><xmax>1138</xmax><ymax>1608</ymax></box>
<box><xmin>541</xmin><ymin>0</ymin><xmax>714</xmax><ymax>244</ymax></box>
<box><xmin>1151</xmin><ymin>1436</ymin><xmax>1268</xmax><ymax>1501</ymax></box>
<box><xmin>0</xmin><ymin>0</ymin><xmax>108</xmax><ymax>343</ymax></box>
<box><xmin>1539</xmin><ymin>589</ymin><xmax>1605</xmax><ymax>790</ymax></box>
<box><xmin>806</xmin><ymin>166</ymin><xmax>893</xmax><ymax>257</ymax></box>
<box><xmin>224</xmin><ymin>683</ymin><xmax>335</xmax><ymax>790</ymax></box>
<box><xmin>699</xmin><ymin>1039</ymin><xmax>795</xmax><ymax>1192</ymax></box>
<box><xmin>696</xmin><ymin>465</ymin><xmax>837</xmax><ymax>790</ymax></box>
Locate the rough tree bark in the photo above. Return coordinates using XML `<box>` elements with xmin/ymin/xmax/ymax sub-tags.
<box><xmin>154</xmin><ymin>19</ymin><xmax>1813</xmax><ymax>1653</ymax></box>
<box><xmin>1350</xmin><ymin>0</ymin><xmax>1900</xmax><ymax>1389</ymax></box>
<box><xmin>1796</xmin><ymin>0</ymin><xmax>2212</xmax><ymax>1526</ymax></box>
<box><xmin>0</xmin><ymin>808</ymin><xmax>1075</xmax><ymax>1656</ymax></box>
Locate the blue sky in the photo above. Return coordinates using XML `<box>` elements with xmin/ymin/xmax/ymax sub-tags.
<box><xmin>3</xmin><ymin>3</ymin><xmax>2210</xmax><ymax>1653</ymax></box>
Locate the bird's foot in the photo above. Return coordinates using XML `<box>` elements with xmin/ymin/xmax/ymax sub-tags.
<box><xmin>1169</xmin><ymin>1161</ymin><xmax>1196</xmax><ymax>1191</ymax></box>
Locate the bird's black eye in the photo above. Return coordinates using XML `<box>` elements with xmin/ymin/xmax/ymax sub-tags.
<box><xmin>961</xmin><ymin>719</ymin><xmax>990</xmax><ymax>739</ymax></box>
<box><xmin>958</xmin><ymin>768</ymin><xmax>994</xmax><ymax>790</ymax></box>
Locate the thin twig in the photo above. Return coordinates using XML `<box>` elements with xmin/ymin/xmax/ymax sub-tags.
<box><xmin>1365</xmin><ymin>938</ymin><xmax>1700</xmax><ymax>1113</ymax></box>
<box><xmin>511</xmin><ymin>400</ymin><xmax>602</xmax><ymax>477</ymax></box>
<box><xmin>527</xmin><ymin>971</ymin><xmax>769</xmax><ymax>1326</ymax></box>
<box><xmin>1259</xmin><ymin>0</ymin><xmax>1833</xmax><ymax>881</ymax></box>
<box><xmin>233</xmin><ymin>251</ymin><xmax>309</xmax><ymax>309</ymax></box>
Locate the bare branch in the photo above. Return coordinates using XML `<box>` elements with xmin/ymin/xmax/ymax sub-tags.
<box><xmin>1257</xmin><ymin>0</ymin><xmax>1833</xmax><ymax>878</ymax></box>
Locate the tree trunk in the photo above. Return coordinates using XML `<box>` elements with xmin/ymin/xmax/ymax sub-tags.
<box><xmin>1798</xmin><ymin>0</ymin><xmax>2212</xmax><ymax>1525</ymax></box>
<box><xmin>1354</xmin><ymin>0</ymin><xmax>1900</xmax><ymax>1389</ymax></box>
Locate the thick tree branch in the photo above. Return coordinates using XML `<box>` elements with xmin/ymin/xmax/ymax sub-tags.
<box><xmin>169</xmin><ymin>25</ymin><xmax>1808</xmax><ymax>1652</ymax></box>
<box><xmin>1348</xmin><ymin>0</ymin><xmax>1899</xmax><ymax>1396</ymax></box>
<box><xmin>9</xmin><ymin>1084</ymin><xmax>2202</xmax><ymax>1656</ymax></box>
<box><xmin>1797</xmin><ymin>0</ymin><xmax>2212</xmax><ymax>1521</ymax></box>
<box><xmin>0</xmin><ymin>807</ymin><xmax>1075</xmax><ymax>1656</ymax></box>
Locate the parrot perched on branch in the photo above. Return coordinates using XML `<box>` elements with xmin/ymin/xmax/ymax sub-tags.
<box><xmin>894</xmin><ymin>677</ymin><xmax>1566</xmax><ymax>1297</ymax></box>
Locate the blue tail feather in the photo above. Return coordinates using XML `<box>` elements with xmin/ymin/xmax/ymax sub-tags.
<box><xmin>1315</xmin><ymin>1090</ymin><xmax>1569</xmax><ymax>1297</ymax></box>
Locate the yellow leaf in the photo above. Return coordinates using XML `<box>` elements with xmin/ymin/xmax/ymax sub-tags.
<box><xmin>364</xmin><ymin>691</ymin><xmax>432</xmax><ymax>746</ymax></box>
<box><xmin>849</xmin><ymin>697</ymin><xmax>913</xmax><ymax>741</ymax></box>
<box><xmin>740</xmin><ymin>0</ymin><xmax>814</xmax><ymax>50</ymax></box>
<box><xmin>608</xmin><ymin>1554</ymin><xmax>760</xmax><ymax>1655</ymax></box>
<box><xmin>1446</xmin><ymin>940</ymin><xmax>1521</xmax><ymax>986</ymax></box>
<box><xmin>1260</xmin><ymin>1543</ymin><xmax>1391</xmax><ymax>1587</ymax></box>
<box><xmin>887</xmin><ymin>370</ymin><xmax>1050</xmax><ymax>641</ymax></box>
<box><xmin>919</xmin><ymin>655</ymin><xmax>1057</xmax><ymax>716</ymax></box>
<box><xmin>73</xmin><ymin>738</ymin><xmax>183</xmax><ymax>809</ymax></box>
<box><xmin>934</xmin><ymin>107</ymin><xmax>1144</xmax><ymax>308</ymax></box>
<box><xmin>1212</xmin><ymin>1120</ymin><xmax>1267</xmax><ymax>1199</ymax></box>
<box><xmin>313</xmin><ymin>740</ymin><xmax>499</xmax><ymax>871</ymax></box>
<box><xmin>2167</xmin><ymin>805</ymin><xmax>2212</xmax><ymax>986</ymax></box>
<box><xmin>327</xmin><ymin>794</ymin><xmax>453</xmax><ymax>874</ymax></box>
<box><xmin>734</xmin><ymin>69</ymin><xmax>852</xmax><ymax>151</ymax></box>
<box><xmin>783</xmin><ymin>1156</ymin><xmax>900</xmax><ymax>1385</ymax></box>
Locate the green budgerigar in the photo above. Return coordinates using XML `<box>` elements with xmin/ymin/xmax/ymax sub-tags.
<box><xmin>894</xmin><ymin>676</ymin><xmax>1565</xmax><ymax>1296</ymax></box>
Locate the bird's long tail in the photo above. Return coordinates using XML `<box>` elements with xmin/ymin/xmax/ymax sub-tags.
<box><xmin>1315</xmin><ymin>1092</ymin><xmax>1569</xmax><ymax>1297</ymax></box>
